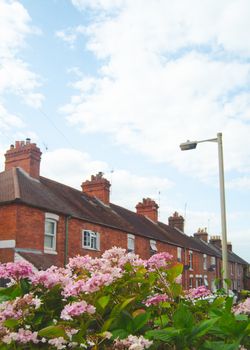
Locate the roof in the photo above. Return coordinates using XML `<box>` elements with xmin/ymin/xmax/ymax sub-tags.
<box><xmin>0</xmin><ymin>167</ymin><xmax>248</xmax><ymax>262</ymax></box>
<box><xmin>193</xmin><ymin>236</ymin><xmax>248</xmax><ymax>265</ymax></box>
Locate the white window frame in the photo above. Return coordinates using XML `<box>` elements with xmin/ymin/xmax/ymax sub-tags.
<box><xmin>177</xmin><ymin>247</ymin><xmax>182</xmax><ymax>262</ymax></box>
<box><xmin>189</xmin><ymin>250</ymin><xmax>193</xmax><ymax>270</ymax></box>
<box><xmin>211</xmin><ymin>256</ymin><xmax>216</xmax><ymax>266</ymax></box>
<box><xmin>203</xmin><ymin>254</ymin><xmax>207</xmax><ymax>270</ymax></box>
<box><xmin>150</xmin><ymin>239</ymin><xmax>157</xmax><ymax>253</ymax></box>
<box><xmin>189</xmin><ymin>275</ymin><xmax>193</xmax><ymax>288</ymax></box>
<box><xmin>204</xmin><ymin>275</ymin><xmax>208</xmax><ymax>287</ymax></box>
<box><xmin>44</xmin><ymin>213</ymin><xmax>59</xmax><ymax>254</ymax></box>
<box><xmin>127</xmin><ymin>234</ymin><xmax>135</xmax><ymax>253</ymax></box>
<box><xmin>82</xmin><ymin>230</ymin><xmax>100</xmax><ymax>251</ymax></box>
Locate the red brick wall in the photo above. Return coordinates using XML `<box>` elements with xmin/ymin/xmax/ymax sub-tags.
<box><xmin>0</xmin><ymin>203</ymin><xmax>245</xmax><ymax>291</ymax></box>
<box><xmin>0</xmin><ymin>205</ymin><xmax>17</xmax><ymax>262</ymax></box>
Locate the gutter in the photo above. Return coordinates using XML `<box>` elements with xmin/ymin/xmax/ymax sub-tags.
<box><xmin>64</xmin><ymin>215</ymin><xmax>71</xmax><ymax>267</ymax></box>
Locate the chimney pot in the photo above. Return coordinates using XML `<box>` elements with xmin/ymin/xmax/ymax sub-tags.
<box><xmin>194</xmin><ymin>227</ymin><xmax>208</xmax><ymax>242</ymax></box>
<box><xmin>168</xmin><ymin>211</ymin><xmax>184</xmax><ymax>232</ymax></box>
<box><xmin>81</xmin><ymin>173</ymin><xmax>111</xmax><ymax>205</ymax></box>
<box><xmin>136</xmin><ymin>198</ymin><xmax>159</xmax><ymax>222</ymax></box>
<box><xmin>5</xmin><ymin>140</ymin><xmax>42</xmax><ymax>179</ymax></box>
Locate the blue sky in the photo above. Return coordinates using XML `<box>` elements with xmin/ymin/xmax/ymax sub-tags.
<box><xmin>0</xmin><ymin>0</ymin><xmax>250</xmax><ymax>261</ymax></box>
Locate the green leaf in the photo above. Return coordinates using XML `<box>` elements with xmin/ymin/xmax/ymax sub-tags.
<box><xmin>202</xmin><ymin>340</ymin><xmax>240</xmax><ymax>350</ymax></box>
<box><xmin>20</xmin><ymin>278</ymin><xmax>30</xmax><ymax>294</ymax></box>
<box><xmin>133</xmin><ymin>311</ymin><xmax>151</xmax><ymax>332</ymax></box>
<box><xmin>146</xmin><ymin>328</ymin><xmax>180</xmax><ymax>342</ymax></box>
<box><xmin>0</xmin><ymin>284</ymin><xmax>22</xmax><ymax>301</ymax></box>
<box><xmin>235</xmin><ymin>314</ymin><xmax>248</xmax><ymax>321</ymax></box>
<box><xmin>111</xmin><ymin>328</ymin><xmax>129</xmax><ymax>340</ymax></box>
<box><xmin>167</xmin><ymin>263</ymin><xmax>183</xmax><ymax>282</ymax></box>
<box><xmin>38</xmin><ymin>325</ymin><xmax>66</xmax><ymax>339</ymax></box>
<box><xmin>173</xmin><ymin>303</ymin><xmax>194</xmax><ymax>329</ymax></box>
<box><xmin>3</xmin><ymin>318</ymin><xmax>19</xmax><ymax>329</ymax></box>
<box><xmin>97</xmin><ymin>295</ymin><xmax>110</xmax><ymax>310</ymax></box>
<box><xmin>154</xmin><ymin>314</ymin><xmax>169</xmax><ymax>327</ymax></box>
<box><xmin>101</xmin><ymin>318</ymin><xmax>115</xmax><ymax>332</ymax></box>
<box><xmin>110</xmin><ymin>297</ymin><xmax>135</xmax><ymax>318</ymax></box>
<box><xmin>190</xmin><ymin>318</ymin><xmax>219</xmax><ymax>339</ymax></box>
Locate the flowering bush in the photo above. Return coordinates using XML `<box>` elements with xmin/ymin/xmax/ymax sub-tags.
<box><xmin>0</xmin><ymin>247</ymin><xmax>249</xmax><ymax>349</ymax></box>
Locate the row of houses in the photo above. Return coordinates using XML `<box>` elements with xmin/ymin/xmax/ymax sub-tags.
<box><xmin>0</xmin><ymin>139</ymin><xmax>249</xmax><ymax>291</ymax></box>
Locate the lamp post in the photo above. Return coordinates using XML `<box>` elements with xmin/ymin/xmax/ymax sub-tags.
<box><xmin>180</xmin><ymin>132</ymin><xmax>229</xmax><ymax>291</ymax></box>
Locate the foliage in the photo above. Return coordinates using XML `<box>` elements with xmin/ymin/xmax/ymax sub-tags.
<box><xmin>0</xmin><ymin>248</ymin><xmax>249</xmax><ymax>349</ymax></box>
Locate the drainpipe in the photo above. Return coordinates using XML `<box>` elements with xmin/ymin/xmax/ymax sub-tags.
<box><xmin>64</xmin><ymin>215</ymin><xmax>71</xmax><ymax>267</ymax></box>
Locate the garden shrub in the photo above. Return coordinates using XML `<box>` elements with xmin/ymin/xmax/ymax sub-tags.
<box><xmin>0</xmin><ymin>247</ymin><xmax>249</xmax><ymax>349</ymax></box>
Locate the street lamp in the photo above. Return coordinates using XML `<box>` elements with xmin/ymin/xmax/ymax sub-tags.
<box><xmin>180</xmin><ymin>132</ymin><xmax>229</xmax><ymax>291</ymax></box>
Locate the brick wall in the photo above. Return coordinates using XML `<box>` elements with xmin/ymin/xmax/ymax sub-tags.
<box><xmin>0</xmin><ymin>203</ymin><xmax>246</xmax><ymax>291</ymax></box>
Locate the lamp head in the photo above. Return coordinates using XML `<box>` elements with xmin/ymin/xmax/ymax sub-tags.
<box><xmin>180</xmin><ymin>140</ymin><xmax>197</xmax><ymax>151</ymax></box>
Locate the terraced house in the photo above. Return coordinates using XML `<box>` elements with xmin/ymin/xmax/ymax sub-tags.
<box><xmin>0</xmin><ymin>139</ymin><xmax>248</xmax><ymax>291</ymax></box>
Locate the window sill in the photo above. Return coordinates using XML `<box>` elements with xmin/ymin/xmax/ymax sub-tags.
<box><xmin>44</xmin><ymin>249</ymin><xmax>58</xmax><ymax>255</ymax></box>
<box><xmin>82</xmin><ymin>246</ymin><xmax>100</xmax><ymax>251</ymax></box>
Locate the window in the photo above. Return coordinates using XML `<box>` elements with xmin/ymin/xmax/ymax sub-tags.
<box><xmin>189</xmin><ymin>250</ymin><xmax>193</xmax><ymax>270</ymax></box>
<box><xmin>204</xmin><ymin>275</ymin><xmax>208</xmax><ymax>287</ymax></box>
<box><xmin>196</xmin><ymin>277</ymin><xmax>203</xmax><ymax>287</ymax></box>
<box><xmin>189</xmin><ymin>277</ymin><xmax>193</xmax><ymax>288</ymax></box>
<box><xmin>177</xmin><ymin>247</ymin><xmax>182</xmax><ymax>262</ymax></box>
<box><xmin>203</xmin><ymin>254</ymin><xmax>207</xmax><ymax>270</ymax></box>
<box><xmin>127</xmin><ymin>234</ymin><xmax>135</xmax><ymax>253</ymax></box>
<box><xmin>150</xmin><ymin>240</ymin><xmax>157</xmax><ymax>255</ymax></box>
<box><xmin>211</xmin><ymin>256</ymin><xmax>216</xmax><ymax>266</ymax></box>
<box><xmin>44</xmin><ymin>212</ymin><xmax>59</xmax><ymax>253</ymax></box>
<box><xmin>82</xmin><ymin>230</ymin><xmax>100</xmax><ymax>250</ymax></box>
<box><xmin>230</xmin><ymin>263</ymin><xmax>234</xmax><ymax>276</ymax></box>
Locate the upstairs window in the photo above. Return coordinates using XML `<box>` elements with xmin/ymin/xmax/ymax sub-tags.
<box><xmin>203</xmin><ymin>254</ymin><xmax>207</xmax><ymax>270</ymax></box>
<box><xmin>150</xmin><ymin>240</ymin><xmax>157</xmax><ymax>255</ymax></box>
<box><xmin>189</xmin><ymin>250</ymin><xmax>193</xmax><ymax>270</ymax></box>
<box><xmin>211</xmin><ymin>256</ymin><xmax>216</xmax><ymax>266</ymax></box>
<box><xmin>82</xmin><ymin>230</ymin><xmax>100</xmax><ymax>250</ymax></box>
<box><xmin>177</xmin><ymin>247</ymin><xmax>182</xmax><ymax>262</ymax></box>
<box><xmin>44</xmin><ymin>213</ymin><xmax>59</xmax><ymax>253</ymax></box>
<box><xmin>127</xmin><ymin>234</ymin><xmax>135</xmax><ymax>253</ymax></box>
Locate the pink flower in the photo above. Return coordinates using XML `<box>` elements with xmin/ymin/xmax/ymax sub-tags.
<box><xmin>48</xmin><ymin>336</ymin><xmax>67</xmax><ymax>349</ymax></box>
<box><xmin>61</xmin><ymin>300</ymin><xmax>96</xmax><ymax>320</ymax></box>
<box><xmin>114</xmin><ymin>335</ymin><xmax>153</xmax><ymax>349</ymax></box>
<box><xmin>233</xmin><ymin>298</ymin><xmax>250</xmax><ymax>315</ymax></box>
<box><xmin>147</xmin><ymin>252</ymin><xmax>173</xmax><ymax>270</ymax></box>
<box><xmin>0</xmin><ymin>261</ymin><xmax>34</xmax><ymax>281</ymax></box>
<box><xmin>2</xmin><ymin>328</ymin><xmax>39</xmax><ymax>344</ymax></box>
<box><xmin>31</xmin><ymin>266</ymin><xmax>71</xmax><ymax>289</ymax></box>
<box><xmin>185</xmin><ymin>285</ymin><xmax>212</xmax><ymax>300</ymax></box>
<box><xmin>143</xmin><ymin>293</ymin><xmax>168</xmax><ymax>307</ymax></box>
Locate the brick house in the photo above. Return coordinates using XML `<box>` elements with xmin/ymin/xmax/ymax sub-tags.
<box><xmin>0</xmin><ymin>139</ymin><xmax>248</xmax><ymax>291</ymax></box>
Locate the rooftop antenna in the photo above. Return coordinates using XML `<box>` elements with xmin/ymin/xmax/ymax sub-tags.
<box><xmin>158</xmin><ymin>190</ymin><xmax>161</xmax><ymax>219</ymax></box>
<box><xmin>110</xmin><ymin>169</ymin><xmax>114</xmax><ymax>194</ymax></box>
<box><xmin>43</xmin><ymin>142</ymin><xmax>48</xmax><ymax>151</ymax></box>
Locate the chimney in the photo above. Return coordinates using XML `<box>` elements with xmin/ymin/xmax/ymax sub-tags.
<box><xmin>81</xmin><ymin>172</ymin><xmax>111</xmax><ymax>205</ymax></box>
<box><xmin>5</xmin><ymin>139</ymin><xmax>42</xmax><ymax>179</ymax></box>
<box><xmin>136</xmin><ymin>198</ymin><xmax>159</xmax><ymax>222</ymax></box>
<box><xmin>227</xmin><ymin>242</ymin><xmax>232</xmax><ymax>252</ymax></box>
<box><xmin>168</xmin><ymin>211</ymin><xmax>184</xmax><ymax>232</ymax></box>
<box><xmin>210</xmin><ymin>235</ymin><xmax>222</xmax><ymax>248</ymax></box>
<box><xmin>194</xmin><ymin>227</ymin><xmax>208</xmax><ymax>242</ymax></box>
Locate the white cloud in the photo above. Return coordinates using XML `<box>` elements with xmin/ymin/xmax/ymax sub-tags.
<box><xmin>55</xmin><ymin>25</ymin><xmax>85</xmax><ymax>48</ymax></box>
<box><xmin>0</xmin><ymin>0</ymin><xmax>43</xmax><ymax>112</ymax></box>
<box><xmin>64</xmin><ymin>0</ymin><xmax>250</xmax><ymax>182</ymax></box>
<box><xmin>41</xmin><ymin>147</ymin><xmax>173</xmax><ymax>209</ymax></box>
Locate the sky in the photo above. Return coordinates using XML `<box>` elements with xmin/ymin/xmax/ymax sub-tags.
<box><xmin>0</xmin><ymin>0</ymin><xmax>250</xmax><ymax>262</ymax></box>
